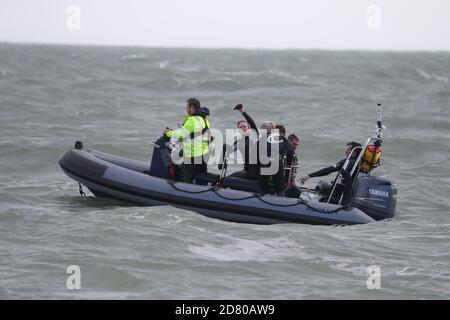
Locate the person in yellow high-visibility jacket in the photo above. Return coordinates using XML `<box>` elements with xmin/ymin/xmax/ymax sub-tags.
<box><xmin>163</xmin><ymin>98</ymin><xmax>212</xmax><ymax>183</ymax></box>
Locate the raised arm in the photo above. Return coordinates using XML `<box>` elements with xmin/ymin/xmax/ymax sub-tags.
<box><xmin>234</xmin><ymin>104</ymin><xmax>259</xmax><ymax>134</ymax></box>
<box><xmin>242</xmin><ymin>112</ymin><xmax>258</xmax><ymax>133</ymax></box>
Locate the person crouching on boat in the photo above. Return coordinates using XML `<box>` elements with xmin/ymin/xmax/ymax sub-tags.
<box><xmin>163</xmin><ymin>98</ymin><xmax>212</xmax><ymax>183</ymax></box>
<box><xmin>299</xmin><ymin>141</ymin><xmax>361</xmax><ymax>195</ymax></box>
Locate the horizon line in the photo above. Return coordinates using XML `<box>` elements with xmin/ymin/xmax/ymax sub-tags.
<box><xmin>1</xmin><ymin>40</ymin><xmax>449</xmax><ymax>54</ymax></box>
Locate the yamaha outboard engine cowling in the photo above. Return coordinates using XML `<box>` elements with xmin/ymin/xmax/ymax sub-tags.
<box><xmin>351</xmin><ymin>175</ymin><xmax>397</xmax><ymax>220</ymax></box>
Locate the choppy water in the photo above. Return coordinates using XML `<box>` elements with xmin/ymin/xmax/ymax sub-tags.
<box><xmin>0</xmin><ymin>43</ymin><xmax>449</xmax><ymax>299</ymax></box>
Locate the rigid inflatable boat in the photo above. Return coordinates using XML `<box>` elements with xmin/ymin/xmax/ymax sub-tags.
<box><xmin>59</xmin><ymin>105</ymin><xmax>397</xmax><ymax>226</ymax></box>
<box><xmin>59</xmin><ymin>143</ymin><xmax>377</xmax><ymax>225</ymax></box>
<box><xmin>59</xmin><ymin>137</ymin><xmax>397</xmax><ymax>226</ymax></box>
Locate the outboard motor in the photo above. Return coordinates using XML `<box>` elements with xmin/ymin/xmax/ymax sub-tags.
<box><xmin>344</xmin><ymin>103</ymin><xmax>397</xmax><ymax>221</ymax></box>
<box><xmin>149</xmin><ymin>138</ymin><xmax>180</xmax><ymax>180</ymax></box>
<box><xmin>350</xmin><ymin>175</ymin><xmax>397</xmax><ymax>220</ymax></box>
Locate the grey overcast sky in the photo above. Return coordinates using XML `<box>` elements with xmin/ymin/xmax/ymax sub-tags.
<box><xmin>1</xmin><ymin>0</ymin><xmax>449</xmax><ymax>50</ymax></box>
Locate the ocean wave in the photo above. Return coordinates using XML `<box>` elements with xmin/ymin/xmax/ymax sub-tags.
<box><xmin>174</xmin><ymin>66</ymin><xmax>202</xmax><ymax>72</ymax></box>
<box><xmin>120</xmin><ymin>53</ymin><xmax>147</xmax><ymax>61</ymax></box>
<box><xmin>209</xmin><ymin>70</ymin><xmax>266</xmax><ymax>77</ymax></box>
<box><xmin>2</xmin><ymin>44</ymin><xmax>450</xmax><ymax>299</ymax></box>
<box><xmin>416</xmin><ymin>69</ymin><xmax>448</xmax><ymax>82</ymax></box>
<box><xmin>157</xmin><ymin>60</ymin><xmax>170</xmax><ymax>69</ymax></box>
<box><xmin>267</xmin><ymin>69</ymin><xmax>309</xmax><ymax>84</ymax></box>
<box><xmin>198</xmin><ymin>78</ymin><xmax>242</xmax><ymax>90</ymax></box>
<box><xmin>188</xmin><ymin>236</ymin><xmax>303</xmax><ymax>262</ymax></box>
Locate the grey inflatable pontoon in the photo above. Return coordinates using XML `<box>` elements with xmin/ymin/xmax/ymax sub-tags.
<box><xmin>59</xmin><ymin>142</ymin><xmax>376</xmax><ymax>225</ymax></box>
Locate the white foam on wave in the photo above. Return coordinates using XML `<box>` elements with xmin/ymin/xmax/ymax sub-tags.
<box><xmin>267</xmin><ymin>69</ymin><xmax>308</xmax><ymax>84</ymax></box>
<box><xmin>0</xmin><ymin>67</ymin><xmax>16</xmax><ymax>76</ymax></box>
<box><xmin>0</xmin><ymin>178</ymin><xmax>70</xmax><ymax>190</ymax></box>
<box><xmin>121</xmin><ymin>53</ymin><xmax>147</xmax><ymax>61</ymax></box>
<box><xmin>175</xmin><ymin>66</ymin><xmax>201</xmax><ymax>72</ymax></box>
<box><xmin>158</xmin><ymin>60</ymin><xmax>170</xmax><ymax>69</ymax></box>
<box><xmin>188</xmin><ymin>236</ymin><xmax>306</xmax><ymax>262</ymax></box>
<box><xmin>416</xmin><ymin>69</ymin><xmax>448</xmax><ymax>82</ymax></box>
<box><xmin>209</xmin><ymin>70</ymin><xmax>265</xmax><ymax>77</ymax></box>
<box><xmin>394</xmin><ymin>266</ymin><xmax>450</xmax><ymax>280</ymax></box>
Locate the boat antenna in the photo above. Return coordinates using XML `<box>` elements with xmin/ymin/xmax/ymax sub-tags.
<box><xmin>368</xmin><ymin>103</ymin><xmax>385</xmax><ymax>173</ymax></box>
<box><xmin>376</xmin><ymin>103</ymin><xmax>385</xmax><ymax>141</ymax></box>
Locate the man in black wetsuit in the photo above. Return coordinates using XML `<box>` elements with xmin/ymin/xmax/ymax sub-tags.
<box><xmin>275</xmin><ymin>125</ymin><xmax>299</xmax><ymax>185</ymax></box>
<box><xmin>276</xmin><ymin>125</ymin><xmax>293</xmax><ymax>161</ymax></box>
<box><xmin>299</xmin><ymin>141</ymin><xmax>361</xmax><ymax>202</ymax></box>
<box><xmin>300</xmin><ymin>141</ymin><xmax>362</xmax><ymax>186</ymax></box>
<box><xmin>285</xmin><ymin>134</ymin><xmax>300</xmax><ymax>191</ymax></box>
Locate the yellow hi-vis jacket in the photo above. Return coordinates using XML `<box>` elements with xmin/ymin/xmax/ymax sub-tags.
<box><xmin>165</xmin><ymin>115</ymin><xmax>211</xmax><ymax>158</ymax></box>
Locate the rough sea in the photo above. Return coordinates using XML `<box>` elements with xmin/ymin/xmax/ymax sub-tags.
<box><xmin>0</xmin><ymin>43</ymin><xmax>449</xmax><ymax>299</ymax></box>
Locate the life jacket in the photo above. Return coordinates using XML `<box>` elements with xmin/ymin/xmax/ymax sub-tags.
<box><xmin>360</xmin><ymin>144</ymin><xmax>382</xmax><ymax>173</ymax></box>
<box><xmin>182</xmin><ymin>107</ymin><xmax>212</xmax><ymax>158</ymax></box>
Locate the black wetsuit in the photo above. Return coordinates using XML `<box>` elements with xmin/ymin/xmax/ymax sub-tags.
<box><xmin>229</xmin><ymin>111</ymin><xmax>287</xmax><ymax>195</ymax></box>
<box><xmin>280</xmin><ymin>136</ymin><xmax>295</xmax><ymax>183</ymax></box>
<box><xmin>257</xmin><ymin>132</ymin><xmax>288</xmax><ymax>195</ymax></box>
<box><xmin>309</xmin><ymin>158</ymin><xmax>357</xmax><ymax>203</ymax></box>
<box><xmin>281</xmin><ymin>138</ymin><xmax>300</xmax><ymax>198</ymax></box>
<box><xmin>229</xmin><ymin>112</ymin><xmax>259</xmax><ymax>180</ymax></box>
<box><xmin>309</xmin><ymin>158</ymin><xmax>356</xmax><ymax>180</ymax></box>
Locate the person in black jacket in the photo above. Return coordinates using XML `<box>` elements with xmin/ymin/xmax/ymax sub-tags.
<box><xmin>257</xmin><ymin>120</ymin><xmax>287</xmax><ymax>195</ymax></box>
<box><xmin>300</xmin><ymin>141</ymin><xmax>362</xmax><ymax>185</ymax></box>
<box><xmin>275</xmin><ymin>125</ymin><xmax>298</xmax><ymax>184</ymax></box>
